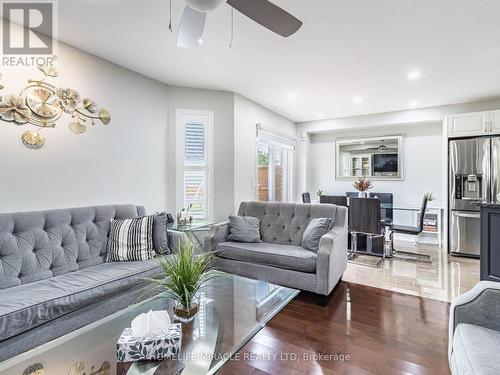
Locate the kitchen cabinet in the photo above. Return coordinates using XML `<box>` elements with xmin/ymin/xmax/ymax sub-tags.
<box><xmin>480</xmin><ymin>204</ymin><xmax>500</xmax><ymax>282</ymax></box>
<box><xmin>447</xmin><ymin>111</ymin><xmax>489</xmax><ymax>137</ymax></box>
<box><xmin>489</xmin><ymin>110</ymin><xmax>500</xmax><ymax>134</ymax></box>
<box><xmin>447</xmin><ymin>110</ymin><xmax>500</xmax><ymax>138</ymax></box>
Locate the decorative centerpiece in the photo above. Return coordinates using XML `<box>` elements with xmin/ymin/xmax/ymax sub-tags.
<box><xmin>149</xmin><ymin>240</ymin><xmax>222</xmax><ymax>321</ymax></box>
<box><xmin>353</xmin><ymin>177</ymin><xmax>373</xmax><ymax>197</ymax></box>
<box><xmin>316</xmin><ymin>189</ymin><xmax>323</xmax><ymax>198</ymax></box>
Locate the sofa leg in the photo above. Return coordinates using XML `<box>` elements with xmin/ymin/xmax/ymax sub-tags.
<box><xmin>316</xmin><ymin>278</ymin><xmax>343</xmax><ymax>306</ymax></box>
<box><xmin>316</xmin><ymin>294</ymin><xmax>328</xmax><ymax>306</ymax></box>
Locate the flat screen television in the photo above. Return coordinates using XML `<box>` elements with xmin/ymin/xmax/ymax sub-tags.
<box><xmin>373</xmin><ymin>154</ymin><xmax>398</xmax><ymax>173</ymax></box>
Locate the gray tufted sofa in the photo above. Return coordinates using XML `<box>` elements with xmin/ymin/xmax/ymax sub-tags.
<box><xmin>0</xmin><ymin>204</ymin><xmax>167</xmax><ymax>361</ymax></box>
<box><xmin>449</xmin><ymin>281</ymin><xmax>500</xmax><ymax>375</ymax></box>
<box><xmin>204</xmin><ymin>201</ymin><xmax>348</xmax><ymax>305</ymax></box>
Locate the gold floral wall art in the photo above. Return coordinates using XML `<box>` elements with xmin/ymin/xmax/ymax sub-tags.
<box><xmin>0</xmin><ymin>65</ymin><xmax>111</xmax><ymax>149</ymax></box>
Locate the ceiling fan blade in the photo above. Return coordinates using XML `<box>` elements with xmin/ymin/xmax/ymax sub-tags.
<box><xmin>227</xmin><ymin>0</ymin><xmax>302</xmax><ymax>37</ymax></box>
<box><xmin>177</xmin><ymin>5</ymin><xmax>207</xmax><ymax>48</ymax></box>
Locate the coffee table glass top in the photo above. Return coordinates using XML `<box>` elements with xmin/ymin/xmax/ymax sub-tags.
<box><xmin>167</xmin><ymin>221</ymin><xmax>214</xmax><ymax>232</ymax></box>
<box><xmin>0</xmin><ymin>273</ymin><xmax>298</xmax><ymax>375</ymax></box>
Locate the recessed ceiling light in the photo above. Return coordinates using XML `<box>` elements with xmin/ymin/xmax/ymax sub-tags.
<box><xmin>353</xmin><ymin>96</ymin><xmax>363</xmax><ymax>104</ymax></box>
<box><xmin>197</xmin><ymin>38</ymin><xmax>204</xmax><ymax>45</ymax></box>
<box><xmin>407</xmin><ymin>70</ymin><xmax>421</xmax><ymax>81</ymax></box>
<box><xmin>316</xmin><ymin>112</ymin><xmax>325</xmax><ymax>119</ymax></box>
<box><xmin>287</xmin><ymin>91</ymin><xmax>298</xmax><ymax>101</ymax></box>
<box><xmin>409</xmin><ymin>100</ymin><xmax>419</xmax><ymax>107</ymax></box>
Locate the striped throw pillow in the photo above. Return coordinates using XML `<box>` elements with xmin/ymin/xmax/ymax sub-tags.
<box><xmin>106</xmin><ymin>216</ymin><xmax>155</xmax><ymax>262</ymax></box>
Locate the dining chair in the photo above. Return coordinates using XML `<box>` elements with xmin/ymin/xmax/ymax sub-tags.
<box><xmin>388</xmin><ymin>194</ymin><xmax>431</xmax><ymax>263</ymax></box>
<box><xmin>369</xmin><ymin>192</ymin><xmax>394</xmax><ymax>225</ymax></box>
<box><xmin>348</xmin><ymin>197</ymin><xmax>385</xmax><ymax>267</ymax></box>
<box><xmin>302</xmin><ymin>192</ymin><xmax>311</xmax><ymax>203</ymax></box>
<box><xmin>319</xmin><ymin>195</ymin><xmax>348</xmax><ymax>207</ymax></box>
<box><xmin>346</xmin><ymin>192</ymin><xmax>358</xmax><ymax>198</ymax></box>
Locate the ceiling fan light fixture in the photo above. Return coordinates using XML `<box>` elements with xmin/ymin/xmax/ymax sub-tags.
<box><xmin>378</xmin><ymin>141</ymin><xmax>387</xmax><ymax>151</ymax></box>
<box><xmin>184</xmin><ymin>0</ymin><xmax>227</xmax><ymax>12</ymax></box>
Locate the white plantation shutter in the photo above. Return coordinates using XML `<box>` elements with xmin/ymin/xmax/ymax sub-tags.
<box><xmin>185</xmin><ymin>123</ymin><xmax>205</xmax><ymax>165</ymax></box>
<box><xmin>177</xmin><ymin>111</ymin><xmax>213</xmax><ymax>221</ymax></box>
<box><xmin>184</xmin><ymin>171</ymin><xmax>206</xmax><ymax>219</ymax></box>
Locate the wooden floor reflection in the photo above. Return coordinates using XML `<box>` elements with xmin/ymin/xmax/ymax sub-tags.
<box><xmin>219</xmin><ymin>282</ymin><xmax>451</xmax><ymax>375</ymax></box>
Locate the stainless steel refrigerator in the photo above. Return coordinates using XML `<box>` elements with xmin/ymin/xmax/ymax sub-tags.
<box><xmin>449</xmin><ymin>137</ymin><xmax>500</xmax><ymax>257</ymax></box>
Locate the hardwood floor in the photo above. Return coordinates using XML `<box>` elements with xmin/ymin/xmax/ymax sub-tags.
<box><xmin>219</xmin><ymin>282</ymin><xmax>451</xmax><ymax>375</ymax></box>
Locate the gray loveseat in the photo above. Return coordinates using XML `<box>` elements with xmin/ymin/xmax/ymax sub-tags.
<box><xmin>0</xmin><ymin>204</ymin><xmax>166</xmax><ymax>361</ymax></box>
<box><xmin>449</xmin><ymin>281</ymin><xmax>500</xmax><ymax>375</ymax></box>
<box><xmin>204</xmin><ymin>201</ymin><xmax>348</xmax><ymax>305</ymax></box>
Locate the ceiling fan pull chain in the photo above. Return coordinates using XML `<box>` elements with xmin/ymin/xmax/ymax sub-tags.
<box><xmin>229</xmin><ymin>6</ymin><xmax>235</xmax><ymax>48</ymax></box>
<box><xmin>169</xmin><ymin>0</ymin><xmax>173</xmax><ymax>32</ymax></box>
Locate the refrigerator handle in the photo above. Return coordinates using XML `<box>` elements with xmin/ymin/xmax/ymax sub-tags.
<box><xmin>491</xmin><ymin>138</ymin><xmax>500</xmax><ymax>204</ymax></box>
<box><xmin>485</xmin><ymin>138</ymin><xmax>491</xmax><ymax>203</ymax></box>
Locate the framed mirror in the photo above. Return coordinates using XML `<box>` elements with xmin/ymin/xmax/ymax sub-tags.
<box><xmin>335</xmin><ymin>135</ymin><xmax>404</xmax><ymax>180</ymax></box>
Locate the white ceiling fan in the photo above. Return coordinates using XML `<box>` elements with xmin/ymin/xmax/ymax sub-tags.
<box><xmin>177</xmin><ymin>0</ymin><xmax>303</xmax><ymax>48</ymax></box>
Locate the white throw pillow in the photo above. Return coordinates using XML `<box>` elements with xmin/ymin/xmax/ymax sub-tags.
<box><xmin>106</xmin><ymin>216</ymin><xmax>155</xmax><ymax>262</ymax></box>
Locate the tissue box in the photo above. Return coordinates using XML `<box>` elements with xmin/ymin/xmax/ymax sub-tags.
<box><xmin>116</xmin><ymin>324</ymin><xmax>182</xmax><ymax>363</ymax></box>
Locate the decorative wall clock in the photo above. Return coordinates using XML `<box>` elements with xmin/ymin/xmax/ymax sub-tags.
<box><xmin>0</xmin><ymin>65</ymin><xmax>111</xmax><ymax>149</ymax></box>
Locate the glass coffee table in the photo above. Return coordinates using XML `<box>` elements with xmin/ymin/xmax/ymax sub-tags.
<box><xmin>167</xmin><ymin>221</ymin><xmax>215</xmax><ymax>250</ymax></box>
<box><xmin>0</xmin><ymin>274</ymin><xmax>298</xmax><ymax>375</ymax></box>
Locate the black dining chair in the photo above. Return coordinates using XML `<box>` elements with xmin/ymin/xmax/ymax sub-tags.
<box><xmin>302</xmin><ymin>192</ymin><xmax>311</xmax><ymax>203</ymax></box>
<box><xmin>320</xmin><ymin>195</ymin><xmax>348</xmax><ymax>207</ymax></box>
<box><xmin>348</xmin><ymin>198</ymin><xmax>385</xmax><ymax>267</ymax></box>
<box><xmin>389</xmin><ymin>194</ymin><xmax>431</xmax><ymax>263</ymax></box>
<box><xmin>369</xmin><ymin>192</ymin><xmax>394</xmax><ymax>225</ymax></box>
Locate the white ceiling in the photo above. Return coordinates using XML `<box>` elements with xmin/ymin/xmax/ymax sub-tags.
<box><xmin>58</xmin><ymin>0</ymin><xmax>500</xmax><ymax>122</ymax></box>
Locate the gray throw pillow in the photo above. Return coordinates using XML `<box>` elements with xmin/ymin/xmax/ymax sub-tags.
<box><xmin>227</xmin><ymin>215</ymin><xmax>262</xmax><ymax>243</ymax></box>
<box><xmin>153</xmin><ymin>212</ymin><xmax>170</xmax><ymax>255</ymax></box>
<box><xmin>302</xmin><ymin>218</ymin><xmax>331</xmax><ymax>252</ymax></box>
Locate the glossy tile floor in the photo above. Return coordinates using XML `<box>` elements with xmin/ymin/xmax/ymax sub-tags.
<box><xmin>343</xmin><ymin>241</ymin><xmax>480</xmax><ymax>302</ymax></box>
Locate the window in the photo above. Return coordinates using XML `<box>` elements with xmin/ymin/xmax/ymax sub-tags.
<box><xmin>256</xmin><ymin>129</ymin><xmax>294</xmax><ymax>202</ymax></box>
<box><xmin>176</xmin><ymin>110</ymin><xmax>213</xmax><ymax>220</ymax></box>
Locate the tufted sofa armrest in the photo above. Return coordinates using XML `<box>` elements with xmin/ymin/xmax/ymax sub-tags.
<box><xmin>448</xmin><ymin>281</ymin><xmax>500</xmax><ymax>360</ymax></box>
<box><xmin>315</xmin><ymin>223</ymin><xmax>348</xmax><ymax>295</ymax></box>
<box><xmin>204</xmin><ymin>221</ymin><xmax>229</xmax><ymax>252</ymax></box>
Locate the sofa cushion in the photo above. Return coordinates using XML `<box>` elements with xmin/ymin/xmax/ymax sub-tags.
<box><xmin>227</xmin><ymin>215</ymin><xmax>261</xmax><ymax>243</ymax></box>
<box><xmin>302</xmin><ymin>218</ymin><xmax>331</xmax><ymax>252</ymax></box>
<box><xmin>0</xmin><ymin>258</ymin><xmax>167</xmax><ymax>341</ymax></box>
<box><xmin>451</xmin><ymin>323</ymin><xmax>500</xmax><ymax>375</ymax></box>
<box><xmin>106</xmin><ymin>216</ymin><xmax>155</xmax><ymax>262</ymax></box>
<box><xmin>216</xmin><ymin>241</ymin><xmax>317</xmax><ymax>273</ymax></box>
<box><xmin>0</xmin><ymin>204</ymin><xmax>146</xmax><ymax>289</ymax></box>
<box><xmin>237</xmin><ymin>201</ymin><xmax>338</xmax><ymax>246</ymax></box>
<box><xmin>153</xmin><ymin>212</ymin><xmax>170</xmax><ymax>255</ymax></box>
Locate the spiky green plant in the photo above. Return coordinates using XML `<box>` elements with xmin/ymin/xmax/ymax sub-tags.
<box><xmin>150</xmin><ymin>240</ymin><xmax>222</xmax><ymax>309</ymax></box>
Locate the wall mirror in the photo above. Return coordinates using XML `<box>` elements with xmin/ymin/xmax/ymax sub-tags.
<box><xmin>336</xmin><ymin>135</ymin><xmax>404</xmax><ymax>180</ymax></box>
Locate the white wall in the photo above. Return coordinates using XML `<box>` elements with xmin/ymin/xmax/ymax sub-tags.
<box><xmin>0</xmin><ymin>33</ymin><xmax>170</xmax><ymax>214</ymax></box>
<box><xmin>166</xmin><ymin>86</ymin><xmax>235</xmax><ymax>221</ymax></box>
<box><xmin>0</xmin><ymin>24</ymin><xmax>295</xmax><ymax>222</ymax></box>
<box><xmin>296</xmin><ymin>98</ymin><xmax>500</xmax><ymax>205</ymax></box>
<box><xmin>233</xmin><ymin>94</ymin><xmax>296</xmax><ymax>209</ymax></box>
<box><xmin>308</xmin><ymin>123</ymin><xmax>443</xmax><ymax>208</ymax></box>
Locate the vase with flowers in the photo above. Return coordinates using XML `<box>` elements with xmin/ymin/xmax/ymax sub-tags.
<box><xmin>353</xmin><ymin>177</ymin><xmax>373</xmax><ymax>198</ymax></box>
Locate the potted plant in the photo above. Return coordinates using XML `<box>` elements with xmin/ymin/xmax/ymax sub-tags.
<box><xmin>150</xmin><ymin>240</ymin><xmax>222</xmax><ymax>321</ymax></box>
<box><xmin>353</xmin><ymin>177</ymin><xmax>373</xmax><ymax>197</ymax></box>
<box><xmin>317</xmin><ymin>189</ymin><xmax>323</xmax><ymax>198</ymax></box>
